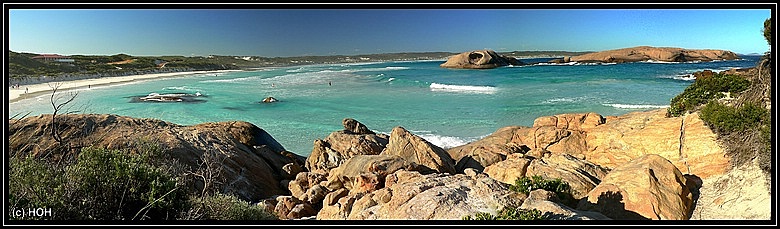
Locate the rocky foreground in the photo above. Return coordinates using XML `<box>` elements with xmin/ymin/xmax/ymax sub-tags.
<box><xmin>554</xmin><ymin>46</ymin><xmax>740</xmax><ymax>64</ymax></box>
<box><xmin>7</xmin><ymin>108</ymin><xmax>771</xmax><ymax>220</ymax></box>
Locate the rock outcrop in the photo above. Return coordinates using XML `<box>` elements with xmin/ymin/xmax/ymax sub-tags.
<box><xmin>10</xmin><ymin>105</ymin><xmax>761</xmax><ymax>221</ymax></box>
<box><xmin>520</xmin><ymin>189</ymin><xmax>611</xmax><ymax>220</ymax></box>
<box><xmin>450</xmin><ymin>110</ymin><xmax>729</xmax><ymax>180</ymax></box>
<box><xmin>7</xmin><ymin>114</ymin><xmax>306</xmax><ymax>201</ymax></box>
<box><xmin>576</xmin><ymin>154</ymin><xmax>694</xmax><ymax>220</ymax></box>
<box><xmin>305</xmin><ymin>118</ymin><xmax>389</xmax><ymax>175</ymax></box>
<box><xmin>566</xmin><ymin>46</ymin><xmax>739</xmax><ymax>63</ymax></box>
<box><xmin>317</xmin><ymin>169</ymin><xmax>525</xmax><ymax>220</ymax></box>
<box><xmin>383</xmin><ymin>126</ymin><xmax>457</xmax><ymax>174</ymax></box>
<box><xmin>440</xmin><ymin>50</ymin><xmax>523</xmax><ymax>69</ymax></box>
<box><xmin>584</xmin><ymin>109</ymin><xmax>729</xmax><ymax>178</ymax></box>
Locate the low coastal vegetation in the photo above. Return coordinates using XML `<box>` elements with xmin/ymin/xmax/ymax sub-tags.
<box><xmin>510</xmin><ymin>176</ymin><xmax>572</xmax><ymax>202</ymax></box>
<box><xmin>463</xmin><ymin>208</ymin><xmax>546</xmax><ymax>220</ymax></box>
<box><xmin>666</xmin><ymin>73</ymin><xmax>750</xmax><ymax>117</ymax></box>
<box><xmin>9</xmin><ymin>141</ymin><xmax>277</xmax><ymax>220</ymax></box>
<box><xmin>667</xmin><ymin>17</ymin><xmax>772</xmax><ymax>174</ymax></box>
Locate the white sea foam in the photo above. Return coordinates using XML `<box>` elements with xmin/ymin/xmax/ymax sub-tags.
<box><xmin>429</xmin><ymin>83</ymin><xmax>497</xmax><ymax>94</ymax></box>
<box><xmin>418</xmin><ymin>134</ymin><xmax>475</xmax><ymax>149</ymax></box>
<box><xmin>163</xmin><ymin>86</ymin><xmax>200</xmax><ymax>91</ymax></box>
<box><xmin>286</xmin><ymin>67</ymin><xmax>307</xmax><ymax>73</ymax></box>
<box><xmin>347</xmin><ymin>66</ymin><xmax>410</xmax><ymax>72</ymax></box>
<box><xmin>603</xmin><ymin>103</ymin><xmax>669</xmax><ymax>109</ymax></box>
<box><xmin>531</xmin><ymin>62</ymin><xmax>615</xmax><ymax>66</ymax></box>
<box><xmin>665</xmin><ymin>75</ymin><xmax>697</xmax><ymax>81</ymax></box>
<box><xmin>201</xmin><ymin>76</ymin><xmax>259</xmax><ymax>83</ymax></box>
<box><xmin>542</xmin><ymin>96</ymin><xmax>592</xmax><ymax>104</ymax></box>
<box><xmin>543</xmin><ymin>97</ymin><xmax>576</xmax><ymax>103</ymax></box>
<box><xmin>376</xmin><ymin>130</ymin><xmax>484</xmax><ymax>149</ymax></box>
<box><xmin>388</xmin><ymin>77</ymin><xmax>395</xmax><ymax>82</ymax></box>
<box><xmin>663</xmin><ymin>67</ymin><xmax>743</xmax><ymax>81</ymax></box>
<box><xmin>533</xmin><ymin>62</ymin><xmax>580</xmax><ymax>66</ymax></box>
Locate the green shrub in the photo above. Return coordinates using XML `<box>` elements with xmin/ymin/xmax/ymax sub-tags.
<box><xmin>764</xmin><ymin>17</ymin><xmax>772</xmax><ymax>46</ymax></box>
<box><xmin>762</xmin><ymin>121</ymin><xmax>772</xmax><ymax>147</ymax></box>
<box><xmin>187</xmin><ymin>193</ymin><xmax>277</xmax><ymax>220</ymax></box>
<box><xmin>668</xmin><ymin>73</ymin><xmax>750</xmax><ymax>117</ymax></box>
<box><xmin>8</xmin><ymin>156</ymin><xmax>67</xmax><ymax>219</ymax></box>
<box><xmin>510</xmin><ymin>176</ymin><xmax>571</xmax><ymax>196</ymax></box>
<box><xmin>700</xmin><ymin>101</ymin><xmax>769</xmax><ymax>133</ymax></box>
<box><xmin>463</xmin><ymin>208</ymin><xmax>545</xmax><ymax>220</ymax></box>
<box><xmin>9</xmin><ymin>145</ymin><xmax>188</xmax><ymax>220</ymax></box>
<box><xmin>65</xmin><ymin>146</ymin><xmax>187</xmax><ymax>220</ymax></box>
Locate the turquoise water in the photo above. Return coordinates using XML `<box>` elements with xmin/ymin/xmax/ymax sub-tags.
<box><xmin>8</xmin><ymin>56</ymin><xmax>761</xmax><ymax>156</ymax></box>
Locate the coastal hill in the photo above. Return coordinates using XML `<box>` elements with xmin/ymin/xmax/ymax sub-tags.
<box><xmin>556</xmin><ymin>46</ymin><xmax>740</xmax><ymax>63</ymax></box>
<box><xmin>8</xmin><ymin>50</ymin><xmax>590</xmax><ymax>85</ymax></box>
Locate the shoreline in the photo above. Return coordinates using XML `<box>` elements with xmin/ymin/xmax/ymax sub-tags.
<box><xmin>6</xmin><ymin>58</ymin><xmax>451</xmax><ymax>104</ymax></box>
<box><xmin>8</xmin><ymin>69</ymin><xmax>244</xmax><ymax>103</ymax></box>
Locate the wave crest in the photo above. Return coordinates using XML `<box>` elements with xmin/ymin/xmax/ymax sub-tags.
<box><xmin>430</xmin><ymin>83</ymin><xmax>497</xmax><ymax>94</ymax></box>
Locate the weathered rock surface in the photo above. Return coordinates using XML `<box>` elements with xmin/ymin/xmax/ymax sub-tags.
<box><xmin>273</xmin><ymin>196</ymin><xmax>317</xmax><ymax>219</ymax></box>
<box><xmin>525</xmin><ymin>153</ymin><xmax>610</xmax><ymax>200</ymax></box>
<box><xmin>520</xmin><ymin>189</ymin><xmax>611</xmax><ymax>220</ymax></box>
<box><xmin>447</xmin><ymin>126</ymin><xmax>532</xmax><ymax>172</ymax></box>
<box><xmin>382</xmin><ymin>126</ymin><xmax>457</xmax><ymax>174</ymax></box>
<box><xmin>440</xmin><ymin>50</ymin><xmax>523</xmax><ymax>69</ymax></box>
<box><xmin>569</xmin><ymin>46</ymin><xmax>739</xmax><ymax>63</ymax></box>
<box><xmin>305</xmin><ymin>118</ymin><xmax>389</xmax><ymax>175</ymax></box>
<box><xmin>482</xmin><ymin>153</ymin><xmax>532</xmax><ymax>185</ymax></box>
<box><xmin>585</xmin><ymin>109</ymin><xmax>729</xmax><ymax>178</ymax></box>
<box><xmin>690</xmin><ymin>158</ymin><xmax>772</xmax><ymax>220</ymax></box>
<box><xmin>459</xmin><ymin>110</ymin><xmax>729</xmax><ymax>180</ymax></box>
<box><xmin>577</xmin><ymin>154</ymin><xmax>694</xmax><ymax>220</ymax></box>
<box><xmin>7</xmin><ymin>114</ymin><xmax>305</xmax><ymax>201</ymax></box>
<box><xmin>317</xmin><ymin>170</ymin><xmax>525</xmax><ymax>220</ymax></box>
<box><xmin>324</xmin><ymin>154</ymin><xmax>420</xmax><ymax>193</ymax></box>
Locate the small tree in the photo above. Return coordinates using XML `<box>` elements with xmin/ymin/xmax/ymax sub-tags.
<box><xmin>763</xmin><ymin>17</ymin><xmax>772</xmax><ymax>46</ymax></box>
<box><xmin>48</xmin><ymin>82</ymin><xmax>79</xmax><ymax>145</ymax></box>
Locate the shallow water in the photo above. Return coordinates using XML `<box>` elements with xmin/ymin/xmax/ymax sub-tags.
<box><xmin>8</xmin><ymin>56</ymin><xmax>761</xmax><ymax>156</ymax></box>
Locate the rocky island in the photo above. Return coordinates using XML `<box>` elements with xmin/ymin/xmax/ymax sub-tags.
<box><xmin>440</xmin><ymin>50</ymin><xmax>524</xmax><ymax>69</ymax></box>
<box><xmin>551</xmin><ymin>46</ymin><xmax>741</xmax><ymax>64</ymax></box>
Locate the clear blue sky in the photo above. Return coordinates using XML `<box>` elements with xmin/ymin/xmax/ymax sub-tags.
<box><xmin>7</xmin><ymin>7</ymin><xmax>773</xmax><ymax>57</ymax></box>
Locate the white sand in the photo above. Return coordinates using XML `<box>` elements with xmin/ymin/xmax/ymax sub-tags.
<box><xmin>8</xmin><ymin>69</ymin><xmax>242</xmax><ymax>103</ymax></box>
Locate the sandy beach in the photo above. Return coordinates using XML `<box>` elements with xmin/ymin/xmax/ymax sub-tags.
<box><xmin>8</xmin><ymin>69</ymin><xmax>243</xmax><ymax>103</ymax></box>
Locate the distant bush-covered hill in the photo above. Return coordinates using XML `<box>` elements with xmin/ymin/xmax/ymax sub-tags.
<box><xmin>7</xmin><ymin>50</ymin><xmax>591</xmax><ymax>82</ymax></box>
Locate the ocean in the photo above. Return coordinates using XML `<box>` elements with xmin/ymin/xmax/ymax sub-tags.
<box><xmin>8</xmin><ymin>55</ymin><xmax>762</xmax><ymax>156</ymax></box>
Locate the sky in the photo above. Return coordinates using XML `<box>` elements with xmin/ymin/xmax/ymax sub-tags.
<box><xmin>6</xmin><ymin>5</ymin><xmax>773</xmax><ymax>57</ymax></box>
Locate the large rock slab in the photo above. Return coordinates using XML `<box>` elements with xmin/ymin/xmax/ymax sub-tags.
<box><xmin>7</xmin><ymin>114</ymin><xmax>303</xmax><ymax>201</ymax></box>
<box><xmin>382</xmin><ymin>126</ymin><xmax>456</xmax><ymax>174</ymax></box>
<box><xmin>584</xmin><ymin>109</ymin><xmax>730</xmax><ymax>178</ymax></box>
<box><xmin>690</xmin><ymin>158</ymin><xmax>772</xmax><ymax>220</ymax></box>
<box><xmin>317</xmin><ymin>170</ymin><xmax>525</xmax><ymax>220</ymax></box>
<box><xmin>577</xmin><ymin>154</ymin><xmax>694</xmax><ymax>220</ymax></box>
<box><xmin>447</xmin><ymin>126</ymin><xmax>533</xmax><ymax>172</ymax></box>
